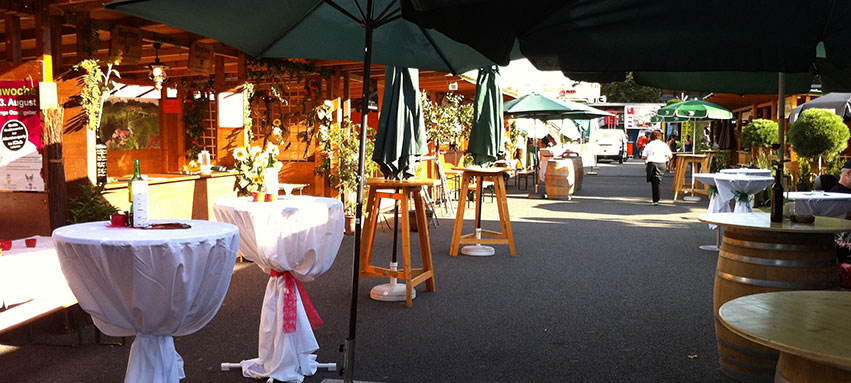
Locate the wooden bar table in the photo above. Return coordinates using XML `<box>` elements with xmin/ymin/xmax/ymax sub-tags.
<box><xmin>450</xmin><ymin>167</ymin><xmax>515</xmax><ymax>257</ymax></box>
<box><xmin>672</xmin><ymin>153</ymin><xmax>710</xmax><ymax>200</ymax></box>
<box><xmin>698</xmin><ymin>212</ymin><xmax>851</xmax><ymax>383</ymax></box>
<box><xmin>360</xmin><ymin>178</ymin><xmax>437</xmax><ymax>307</ymax></box>
<box><xmin>719</xmin><ymin>291</ymin><xmax>851</xmax><ymax>383</ymax></box>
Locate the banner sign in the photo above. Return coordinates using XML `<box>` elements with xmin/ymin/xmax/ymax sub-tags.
<box><xmin>109</xmin><ymin>25</ymin><xmax>143</xmax><ymax>65</ymax></box>
<box><xmin>188</xmin><ymin>41</ymin><xmax>214</xmax><ymax>75</ymax></box>
<box><xmin>0</xmin><ymin>80</ymin><xmax>44</xmax><ymax>191</ymax></box>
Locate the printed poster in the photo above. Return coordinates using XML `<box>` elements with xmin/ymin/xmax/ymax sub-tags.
<box><xmin>0</xmin><ymin>80</ymin><xmax>43</xmax><ymax>191</ymax></box>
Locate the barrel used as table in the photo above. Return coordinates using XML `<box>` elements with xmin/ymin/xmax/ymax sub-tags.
<box><xmin>545</xmin><ymin>157</ymin><xmax>584</xmax><ymax>200</ymax></box>
<box><xmin>698</xmin><ymin>212</ymin><xmax>851</xmax><ymax>383</ymax></box>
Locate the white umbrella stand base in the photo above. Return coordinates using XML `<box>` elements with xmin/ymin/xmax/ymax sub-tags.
<box><xmin>220</xmin><ymin>362</ymin><xmax>337</xmax><ymax>372</ymax></box>
<box><xmin>699</xmin><ymin>245</ymin><xmax>720</xmax><ymax>251</ymax></box>
<box><xmin>699</xmin><ymin>228</ymin><xmax>722</xmax><ymax>252</ymax></box>
<box><xmin>461</xmin><ymin>228</ymin><xmax>495</xmax><ymax>256</ymax></box>
<box><xmin>683</xmin><ymin>195</ymin><xmax>702</xmax><ymax>202</ymax></box>
<box><xmin>370</xmin><ymin>262</ymin><xmax>413</xmax><ymax>302</ymax></box>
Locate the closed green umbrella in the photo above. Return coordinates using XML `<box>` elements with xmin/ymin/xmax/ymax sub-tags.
<box><xmin>468</xmin><ymin>66</ymin><xmax>505</xmax><ymax>165</ymax></box>
<box><xmin>373</xmin><ymin>66</ymin><xmax>427</xmax><ymax>179</ymax></box>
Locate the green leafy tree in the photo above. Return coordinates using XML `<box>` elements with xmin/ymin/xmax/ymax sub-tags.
<box><xmin>741</xmin><ymin>119</ymin><xmax>778</xmax><ymax>148</ymax></box>
<box><xmin>600</xmin><ymin>73</ymin><xmax>661</xmax><ymax>103</ymax></box>
<box><xmin>789</xmin><ymin>109</ymin><xmax>849</xmax><ymax>158</ymax></box>
<box><xmin>422</xmin><ymin>92</ymin><xmax>473</xmax><ymax>150</ymax></box>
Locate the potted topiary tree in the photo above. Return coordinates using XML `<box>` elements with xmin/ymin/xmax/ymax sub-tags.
<box><xmin>741</xmin><ymin>119</ymin><xmax>778</xmax><ymax>159</ymax></box>
<box><xmin>789</xmin><ymin>108</ymin><xmax>849</xmax><ymax>177</ymax></box>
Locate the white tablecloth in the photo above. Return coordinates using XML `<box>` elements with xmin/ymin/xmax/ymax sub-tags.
<box><xmin>694</xmin><ymin>173</ymin><xmax>731</xmax><ymax>230</ymax></box>
<box><xmin>714</xmin><ymin>175</ymin><xmax>775</xmax><ymax>213</ymax></box>
<box><xmin>719</xmin><ymin>168</ymin><xmax>773</xmax><ymax>177</ymax></box>
<box><xmin>787</xmin><ymin>191</ymin><xmax>851</xmax><ymax>218</ymax></box>
<box><xmin>213</xmin><ymin>196</ymin><xmax>344</xmax><ymax>382</ymax></box>
<box><xmin>52</xmin><ymin>220</ymin><xmax>239</xmax><ymax>383</ymax></box>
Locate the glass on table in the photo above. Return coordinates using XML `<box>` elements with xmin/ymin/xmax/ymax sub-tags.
<box><xmin>783</xmin><ymin>199</ymin><xmax>796</xmax><ymax>219</ymax></box>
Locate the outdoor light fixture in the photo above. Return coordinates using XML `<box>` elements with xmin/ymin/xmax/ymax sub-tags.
<box><xmin>148</xmin><ymin>42</ymin><xmax>169</xmax><ymax>90</ymax></box>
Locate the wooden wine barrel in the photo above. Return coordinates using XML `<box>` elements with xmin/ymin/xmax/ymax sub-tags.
<box><xmin>714</xmin><ymin>226</ymin><xmax>840</xmax><ymax>383</ymax></box>
<box><xmin>545</xmin><ymin>157</ymin><xmax>583</xmax><ymax>199</ymax></box>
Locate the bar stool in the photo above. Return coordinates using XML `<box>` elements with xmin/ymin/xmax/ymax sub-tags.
<box><xmin>450</xmin><ymin>167</ymin><xmax>516</xmax><ymax>257</ymax></box>
<box><xmin>360</xmin><ymin>178</ymin><xmax>437</xmax><ymax>307</ymax></box>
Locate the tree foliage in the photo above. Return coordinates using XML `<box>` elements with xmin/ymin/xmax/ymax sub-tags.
<box><xmin>600</xmin><ymin>73</ymin><xmax>661</xmax><ymax>103</ymax></box>
<box><xmin>741</xmin><ymin>119</ymin><xmax>778</xmax><ymax>148</ymax></box>
<box><xmin>789</xmin><ymin>108</ymin><xmax>849</xmax><ymax>158</ymax></box>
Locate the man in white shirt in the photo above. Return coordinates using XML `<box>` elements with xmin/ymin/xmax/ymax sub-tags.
<box><xmin>641</xmin><ymin>130</ymin><xmax>673</xmax><ymax>205</ymax></box>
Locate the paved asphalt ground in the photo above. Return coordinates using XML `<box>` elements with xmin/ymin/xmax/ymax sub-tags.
<box><xmin>1</xmin><ymin>159</ymin><xmax>739</xmax><ymax>382</ymax></box>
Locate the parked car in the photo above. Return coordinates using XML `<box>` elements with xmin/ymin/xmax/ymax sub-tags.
<box><xmin>594</xmin><ymin>129</ymin><xmax>628</xmax><ymax>164</ymax></box>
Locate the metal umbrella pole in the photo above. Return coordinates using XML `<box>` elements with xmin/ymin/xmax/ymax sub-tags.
<box><xmin>683</xmin><ymin>117</ymin><xmax>701</xmax><ymax>201</ymax></box>
<box><xmin>461</xmin><ymin>174</ymin><xmax>495</xmax><ymax>256</ymax></box>
<box><xmin>370</xmin><ymin>189</ymin><xmax>414</xmax><ymax>300</ymax></box>
<box><xmin>344</xmin><ymin>1</ymin><xmax>374</xmax><ymax>380</ymax></box>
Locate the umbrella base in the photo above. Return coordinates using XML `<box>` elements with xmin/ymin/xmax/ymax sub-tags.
<box><xmin>684</xmin><ymin>195</ymin><xmax>702</xmax><ymax>202</ymax></box>
<box><xmin>461</xmin><ymin>244</ymin><xmax>495</xmax><ymax>256</ymax></box>
<box><xmin>370</xmin><ymin>279</ymin><xmax>414</xmax><ymax>302</ymax></box>
<box><xmin>699</xmin><ymin>244</ymin><xmax>720</xmax><ymax>251</ymax></box>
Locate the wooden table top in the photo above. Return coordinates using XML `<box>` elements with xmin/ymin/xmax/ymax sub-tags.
<box><xmin>452</xmin><ymin>166</ymin><xmax>510</xmax><ymax>175</ymax></box>
<box><xmin>675</xmin><ymin>153</ymin><xmax>709</xmax><ymax>158</ymax></box>
<box><xmin>719</xmin><ymin>291</ymin><xmax>851</xmax><ymax>367</ymax></box>
<box><xmin>697</xmin><ymin>212</ymin><xmax>851</xmax><ymax>233</ymax></box>
<box><xmin>366</xmin><ymin>178</ymin><xmax>439</xmax><ymax>187</ymax></box>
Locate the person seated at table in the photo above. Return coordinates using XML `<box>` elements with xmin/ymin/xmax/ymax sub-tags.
<box><xmin>829</xmin><ymin>160</ymin><xmax>851</xmax><ymax>194</ymax></box>
<box><xmin>683</xmin><ymin>135</ymin><xmax>693</xmax><ymax>152</ymax></box>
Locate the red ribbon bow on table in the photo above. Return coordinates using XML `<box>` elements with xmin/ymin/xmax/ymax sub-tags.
<box><xmin>270</xmin><ymin>269</ymin><xmax>323</xmax><ymax>334</ymax></box>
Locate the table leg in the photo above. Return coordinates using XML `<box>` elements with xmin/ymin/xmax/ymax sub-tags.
<box><xmin>494</xmin><ymin>175</ymin><xmax>516</xmax><ymax>257</ymax></box>
<box><xmin>126</xmin><ymin>333</ymin><xmax>183</xmax><ymax>382</ymax></box>
<box><xmin>400</xmin><ymin>191</ymin><xmax>413</xmax><ymax>307</ymax></box>
<box><xmin>413</xmin><ymin>189</ymin><xmax>435</xmax><ymax>292</ymax></box>
<box><xmin>450</xmin><ymin>175</ymin><xmax>470</xmax><ymax>256</ymax></box>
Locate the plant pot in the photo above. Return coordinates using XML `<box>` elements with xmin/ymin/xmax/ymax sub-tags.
<box><xmin>344</xmin><ymin>215</ymin><xmax>356</xmax><ymax>235</ymax></box>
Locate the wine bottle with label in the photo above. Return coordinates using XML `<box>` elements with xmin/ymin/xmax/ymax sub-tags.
<box><xmin>95</xmin><ymin>131</ymin><xmax>108</xmax><ymax>187</ymax></box>
<box><xmin>264</xmin><ymin>153</ymin><xmax>278</xmax><ymax>201</ymax></box>
<box><xmin>128</xmin><ymin>160</ymin><xmax>141</xmax><ymax>226</ymax></box>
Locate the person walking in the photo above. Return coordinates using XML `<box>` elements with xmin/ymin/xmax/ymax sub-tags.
<box><xmin>666</xmin><ymin>134</ymin><xmax>679</xmax><ymax>173</ymax></box>
<box><xmin>642</xmin><ymin>130</ymin><xmax>673</xmax><ymax>205</ymax></box>
<box><xmin>635</xmin><ymin>131</ymin><xmax>649</xmax><ymax>159</ymax></box>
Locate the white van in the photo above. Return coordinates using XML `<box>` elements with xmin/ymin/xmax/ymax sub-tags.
<box><xmin>593</xmin><ymin>129</ymin><xmax>628</xmax><ymax>164</ymax></box>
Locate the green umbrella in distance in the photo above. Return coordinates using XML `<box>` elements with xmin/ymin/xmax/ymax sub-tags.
<box><xmin>468</xmin><ymin>66</ymin><xmax>505</xmax><ymax>165</ymax></box>
<box><xmin>656</xmin><ymin>100</ymin><xmax>733</xmax><ymax>120</ymax></box>
<box><xmin>373</xmin><ymin>66</ymin><xmax>427</xmax><ymax>179</ymax></box>
<box><xmin>503</xmin><ymin>92</ymin><xmax>613</xmax><ymax>120</ymax></box>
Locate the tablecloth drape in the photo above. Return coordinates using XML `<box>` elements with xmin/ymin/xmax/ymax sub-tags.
<box><xmin>213</xmin><ymin>196</ymin><xmax>343</xmax><ymax>382</ymax></box>
<box><xmin>53</xmin><ymin>220</ymin><xmax>239</xmax><ymax>383</ymax></box>
<box><xmin>694</xmin><ymin>173</ymin><xmax>731</xmax><ymax>230</ymax></box>
<box><xmin>787</xmin><ymin>191</ymin><xmax>851</xmax><ymax>218</ymax></box>
<box><xmin>714</xmin><ymin>175</ymin><xmax>775</xmax><ymax>213</ymax></box>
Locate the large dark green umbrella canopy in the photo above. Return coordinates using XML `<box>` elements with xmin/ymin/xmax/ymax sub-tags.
<box><xmin>503</xmin><ymin>93</ymin><xmax>613</xmax><ymax>120</ymax></box>
<box><xmin>402</xmin><ymin>1</ymin><xmax>851</xmax><ymax>74</ymax></box>
<box><xmin>107</xmin><ymin>0</ymin><xmax>495</xmax><ymax>74</ymax></box>
<box><xmin>373</xmin><ymin>66</ymin><xmax>427</xmax><ymax>178</ymax></box>
<box><xmin>468</xmin><ymin>66</ymin><xmax>505</xmax><ymax>165</ymax></box>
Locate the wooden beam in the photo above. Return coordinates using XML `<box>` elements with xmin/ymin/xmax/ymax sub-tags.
<box><xmin>34</xmin><ymin>0</ymin><xmax>51</xmax><ymax>82</ymax></box>
<box><xmin>75</xmin><ymin>11</ymin><xmax>91</xmax><ymax>61</ymax></box>
<box><xmin>0</xmin><ymin>0</ymin><xmax>34</xmax><ymax>16</ymax></box>
<box><xmin>236</xmin><ymin>52</ymin><xmax>246</xmax><ymax>83</ymax></box>
<box><xmin>50</xmin><ymin>15</ymin><xmax>63</xmax><ymax>71</ymax></box>
<box><xmin>215</xmin><ymin>55</ymin><xmax>225</xmax><ymax>91</ymax></box>
<box><xmin>4</xmin><ymin>14</ymin><xmax>21</xmax><ymax>61</ymax></box>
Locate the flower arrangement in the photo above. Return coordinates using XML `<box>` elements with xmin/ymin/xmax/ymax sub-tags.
<box><xmin>75</xmin><ymin>57</ymin><xmax>121</xmax><ymax>133</ymax></box>
<box><xmin>233</xmin><ymin>142</ymin><xmax>281</xmax><ymax>196</ymax></box>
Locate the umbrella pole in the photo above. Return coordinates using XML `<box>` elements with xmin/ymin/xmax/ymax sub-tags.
<box><xmin>770</xmin><ymin>72</ymin><xmax>786</xmax><ymax>222</ymax></box>
<box><xmin>345</xmin><ymin>1</ymin><xmax>374</xmax><ymax>381</ymax></box>
<box><xmin>684</xmin><ymin>117</ymin><xmax>701</xmax><ymax>201</ymax></box>
<box><xmin>370</xmin><ymin>191</ymin><xmax>413</xmax><ymax>300</ymax></box>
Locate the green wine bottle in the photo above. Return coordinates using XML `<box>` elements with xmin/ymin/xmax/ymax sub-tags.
<box><xmin>127</xmin><ymin>160</ymin><xmax>141</xmax><ymax>226</ymax></box>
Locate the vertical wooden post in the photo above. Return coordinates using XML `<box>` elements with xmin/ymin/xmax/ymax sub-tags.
<box><xmin>34</xmin><ymin>0</ymin><xmax>52</xmax><ymax>83</ymax></box>
<box><xmin>214</xmin><ymin>55</ymin><xmax>225</xmax><ymax>91</ymax></box>
<box><xmin>50</xmin><ymin>15</ymin><xmax>63</xmax><ymax>73</ymax></box>
<box><xmin>4</xmin><ymin>15</ymin><xmax>21</xmax><ymax>62</ymax></box>
<box><xmin>237</xmin><ymin>52</ymin><xmax>246</xmax><ymax>84</ymax></box>
<box><xmin>177</xmin><ymin>84</ymin><xmax>187</xmax><ymax>170</ymax></box>
<box><xmin>75</xmin><ymin>12</ymin><xmax>91</xmax><ymax>62</ymax></box>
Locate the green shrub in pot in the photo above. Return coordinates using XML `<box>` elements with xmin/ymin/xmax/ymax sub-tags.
<box><xmin>741</xmin><ymin>119</ymin><xmax>778</xmax><ymax>148</ymax></box>
<box><xmin>789</xmin><ymin>108</ymin><xmax>849</xmax><ymax>159</ymax></box>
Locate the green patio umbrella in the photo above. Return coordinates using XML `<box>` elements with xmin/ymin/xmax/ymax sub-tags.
<box><xmin>652</xmin><ymin>100</ymin><xmax>732</xmax><ymax>201</ymax></box>
<box><xmin>503</xmin><ymin>93</ymin><xmax>612</xmax><ymax>120</ymax></box>
<box><xmin>105</xmin><ymin>1</ymin><xmax>504</xmax><ymax>381</ymax></box>
<box><xmin>468</xmin><ymin>66</ymin><xmax>505</xmax><ymax>165</ymax></box>
<box><xmin>373</xmin><ymin>66</ymin><xmax>427</xmax><ymax>179</ymax></box>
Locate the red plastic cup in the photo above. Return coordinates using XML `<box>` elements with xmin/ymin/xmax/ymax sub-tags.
<box><xmin>25</xmin><ymin>238</ymin><xmax>36</xmax><ymax>248</ymax></box>
<box><xmin>110</xmin><ymin>213</ymin><xmax>127</xmax><ymax>227</ymax></box>
<box><xmin>0</xmin><ymin>239</ymin><xmax>11</xmax><ymax>251</ymax></box>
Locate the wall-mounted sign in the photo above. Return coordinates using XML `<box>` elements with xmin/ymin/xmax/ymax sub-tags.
<box><xmin>109</xmin><ymin>25</ymin><xmax>143</xmax><ymax>65</ymax></box>
<box><xmin>0</xmin><ymin>80</ymin><xmax>43</xmax><ymax>191</ymax></box>
<box><xmin>188</xmin><ymin>42</ymin><xmax>214</xmax><ymax>75</ymax></box>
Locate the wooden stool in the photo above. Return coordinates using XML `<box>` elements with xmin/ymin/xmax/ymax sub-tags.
<box><xmin>672</xmin><ymin>153</ymin><xmax>710</xmax><ymax>200</ymax></box>
<box><xmin>450</xmin><ymin>167</ymin><xmax>516</xmax><ymax>257</ymax></box>
<box><xmin>360</xmin><ymin>178</ymin><xmax>437</xmax><ymax>307</ymax></box>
